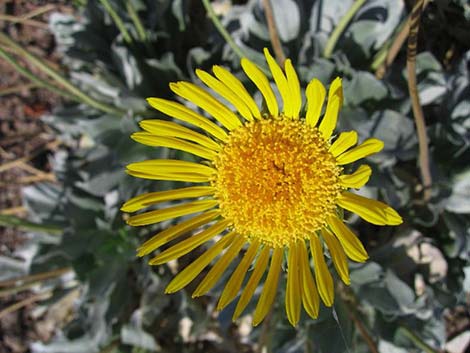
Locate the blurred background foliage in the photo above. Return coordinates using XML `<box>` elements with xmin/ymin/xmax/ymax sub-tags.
<box><xmin>1</xmin><ymin>0</ymin><xmax>470</xmax><ymax>352</ymax></box>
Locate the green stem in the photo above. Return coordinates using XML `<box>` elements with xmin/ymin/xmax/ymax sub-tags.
<box><xmin>0</xmin><ymin>32</ymin><xmax>125</xmax><ymax>116</ymax></box>
<box><xmin>400</xmin><ymin>326</ymin><xmax>440</xmax><ymax>353</ymax></box>
<box><xmin>323</xmin><ymin>0</ymin><xmax>368</xmax><ymax>58</ymax></box>
<box><xmin>371</xmin><ymin>16</ymin><xmax>409</xmax><ymax>71</ymax></box>
<box><xmin>99</xmin><ymin>0</ymin><xmax>133</xmax><ymax>44</ymax></box>
<box><xmin>0</xmin><ymin>214</ymin><xmax>63</xmax><ymax>235</ymax></box>
<box><xmin>126</xmin><ymin>1</ymin><xmax>147</xmax><ymax>42</ymax></box>
<box><xmin>201</xmin><ymin>0</ymin><xmax>246</xmax><ymax>59</ymax></box>
<box><xmin>0</xmin><ymin>46</ymin><xmax>77</xmax><ymax>101</ymax></box>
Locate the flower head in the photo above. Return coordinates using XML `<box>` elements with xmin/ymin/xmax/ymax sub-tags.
<box><xmin>122</xmin><ymin>49</ymin><xmax>402</xmax><ymax>326</ymax></box>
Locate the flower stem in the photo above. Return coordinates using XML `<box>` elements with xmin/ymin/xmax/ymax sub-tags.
<box><xmin>323</xmin><ymin>0</ymin><xmax>367</xmax><ymax>58</ymax></box>
<box><xmin>0</xmin><ymin>45</ymin><xmax>76</xmax><ymax>101</ymax></box>
<box><xmin>0</xmin><ymin>214</ymin><xmax>63</xmax><ymax>235</ymax></box>
<box><xmin>126</xmin><ymin>1</ymin><xmax>147</xmax><ymax>42</ymax></box>
<box><xmin>201</xmin><ymin>0</ymin><xmax>246</xmax><ymax>60</ymax></box>
<box><xmin>338</xmin><ymin>283</ymin><xmax>379</xmax><ymax>353</ymax></box>
<box><xmin>406</xmin><ymin>0</ymin><xmax>432</xmax><ymax>201</ymax></box>
<box><xmin>399</xmin><ymin>325</ymin><xmax>440</xmax><ymax>353</ymax></box>
<box><xmin>372</xmin><ymin>0</ymin><xmax>430</xmax><ymax>79</ymax></box>
<box><xmin>0</xmin><ymin>32</ymin><xmax>125</xmax><ymax>116</ymax></box>
<box><xmin>99</xmin><ymin>0</ymin><xmax>133</xmax><ymax>44</ymax></box>
<box><xmin>261</xmin><ymin>0</ymin><xmax>286</xmax><ymax>65</ymax></box>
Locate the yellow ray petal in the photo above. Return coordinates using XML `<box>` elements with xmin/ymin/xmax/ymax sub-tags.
<box><xmin>165</xmin><ymin>232</ymin><xmax>236</xmax><ymax>293</ymax></box>
<box><xmin>121</xmin><ymin>186</ymin><xmax>215</xmax><ymax>213</ymax></box>
<box><xmin>196</xmin><ymin>69</ymin><xmax>253</xmax><ymax>121</ymax></box>
<box><xmin>192</xmin><ymin>234</ymin><xmax>246</xmax><ymax>297</ymax></box>
<box><xmin>127</xmin><ymin>199</ymin><xmax>218</xmax><ymax>227</ymax></box>
<box><xmin>327</xmin><ymin>215</ymin><xmax>368</xmax><ymax>262</ymax></box>
<box><xmin>212</xmin><ymin>65</ymin><xmax>261</xmax><ymax>119</ymax></box>
<box><xmin>170</xmin><ymin>82</ymin><xmax>242</xmax><ymax>130</ymax></box>
<box><xmin>146</xmin><ymin>98</ymin><xmax>228</xmax><ymax>141</ymax></box>
<box><xmin>264</xmin><ymin>48</ymin><xmax>292</xmax><ymax>117</ymax></box>
<box><xmin>328</xmin><ymin>77</ymin><xmax>343</xmax><ymax>109</ymax></box>
<box><xmin>321</xmin><ymin>228</ymin><xmax>350</xmax><ymax>285</ymax></box>
<box><xmin>126</xmin><ymin>159</ymin><xmax>215</xmax><ymax>182</ymax></box>
<box><xmin>318</xmin><ymin>95</ymin><xmax>340</xmax><ymax>140</ymax></box>
<box><xmin>318</xmin><ymin>77</ymin><xmax>342</xmax><ymax>138</ymax></box>
<box><xmin>310</xmin><ymin>234</ymin><xmax>334</xmax><ymax>307</ymax></box>
<box><xmin>149</xmin><ymin>219</ymin><xmax>231</xmax><ymax>265</ymax></box>
<box><xmin>127</xmin><ymin>159</ymin><xmax>215</xmax><ymax>176</ymax></box>
<box><xmin>233</xmin><ymin>246</ymin><xmax>270</xmax><ymax>321</ymax></box>
<box><xmin>339</xmin><ymin>165</ymin><xmax>372</xmax><ymax>189</ymax></box>
<box><xmin>139</xmin><ymin>120</ymin><xmax>221</xmax><ymax>151</ymax></box>
<box><xmin>137</xmin><ymin>210</ymin><xmax>220</xmax><ymax>257</ymax></box>
<box><xmin>337</xmin><ymin>191</ymin><xmax>403</xmax><ymax>226</ymax></box>
<box><xmin>285</xmin><ymin>59</ymin><xmax>302</xmax><ymax>119</ymax></box>
<box><xmin>336</xmin><ymin>138</ymin><xmax>384</xmax><ymax>165</ymax></box>
<box><xmin>217</xmin><ymin>239</ymin><xmax>260</xmax><ymax>310</ymax></box>
<box><xmin>285</xmin><ymin>241</ymin><xmax>301</xmax><ymax>326</ymax></box>
<box><xmin>329</xmin><ymin>131</ymin><xmax>358</xmax><ymax>157</ymax></box>
<box><xmin>299</xmin><ymin>241</ymin><xmax>320</xmax><ymax>319</ymax></box>
<box><xmin>305</xmin><ymin>78</ymin><xmax>326</xmax><ymax>127</ymax></box>
<box><xmin>126</xmin><ymin>170</ymin><xmax>210</xmax><ymax>183</ymax></box>
<box><xmin>131</xmin><ymin>133</ymin><xmax>217</xmax><ymax>160</ymax></box>
<box><xmin>241</xmin><ymin>58</ymin><xmax>278</xmax><ymax>117</ymax></box>
<box><xmin>253</xmin><ymin>247</ymin><xmax>283</xmax><ymax>326</ymax></box>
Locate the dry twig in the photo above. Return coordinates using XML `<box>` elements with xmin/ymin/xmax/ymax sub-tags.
<box><xmin>407</xmin><ymin>0</ymin><xmax>432</xmax><ymax>201</ymax></box>
<box><xmin>261</xmin><ymin>0</ymin><xmax>286</xmax><ymax>65</ymax></box>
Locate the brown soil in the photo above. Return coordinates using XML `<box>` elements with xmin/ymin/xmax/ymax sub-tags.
<box><xmin>0</xmin><ymin>1</ymin><xmax>71</xmax><ymax>352</ymax></box>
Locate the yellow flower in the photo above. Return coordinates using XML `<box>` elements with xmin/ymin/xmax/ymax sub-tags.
<box><xmin>122</xmin><ymin>49</ymin><xmax>402</xmax><ymax>327</ymax></box>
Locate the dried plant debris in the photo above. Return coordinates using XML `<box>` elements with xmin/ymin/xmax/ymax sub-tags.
<box><xmin>0</xmin><ymin>0</ymin><xmax>469</xmax><ymax>352</ymax></box>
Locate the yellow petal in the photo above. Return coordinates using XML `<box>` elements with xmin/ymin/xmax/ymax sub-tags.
<box><xmin>336</xmin><ymin>138</ymin><xmax>384</xmax><ymax>165</ymax></box>
<box><xmin>318</xmin><ymin>77</ymin><xmax>342</xmax><ymax>138</ymax></box>
<box><xmin>329</xmin><ymin>131</ymin><xmax>358</xmax><ymax>157</ymax></box>
<box><xmin>137</xmin><ymin>210</ymin><xmax>220</xmax><ymax>257</ymax></box>
<box><xmin>146</xmin><ymin>98</ymin><xmax>227</xmax><ymax>141</ymax></box>
<box><xmin>127</xmin><ymin>199</ymin><xmax>218</xmax><ymax>227</ymax></box>
<box><xmin>131</xmin><ymin>133</ymin><xmax>217</xmax><ymax>160</ymax></box>
<box><xmin>121</xmin><ymin>186</ymin><xmax>215</xmax><ymax>213</ymax></box>
<box><xmin>264</xmin><ymin>48</ymin><xmax>292</xmax><ymax>117</ymax></box>
<box><xmin>253</xmin><ymin>247</ymin><xmax>283</xmax><ymax>326</ymax></box>
<box><xmin>233</xmin><ymin>246</ymin><xmax>270</xmax><ymax>321</ymax></box>
<box><xmin>217</xmin><ymin>240</ymin><xmax>260</xmax><ymax>310</ymax></box>
<box><xmin>149</xmin><ymin>219</ymin><xmax>231</xmax><ymax>265</ymax></box>
<box><xmin>337</xmin><ymin>191</ymin><xmax>403</xmax><ymax>226</ymax></box>
<box><xmin>305</xmin><ymin>78</ymin><xmax>326</xmax><ymax>127</ymax></box>
<box><xmin>126</xmin><ymin>159</ymin><xmax>215</xmax><ymax>183</ymax></box>
<box><xmin>339</xmin><ymin>165</ymin><xmax>372</xmax><ymax>189</ymax></box>
<box><xmin>310</xmin><ymin>234</ymin><xmax>334</xmax><ymax>307</ymax></box>
<box><xmin>127</xmin><ymin>159</ymin><xmax>215</xmax><ymax>176</ymax></box>
<box><xmin>318</xmin><ymin>95</ymin><xmax>340</xmax><ymax>140</ymax></box>
<box><xmin>299</xmin><ymin>241</ymin><xmax>319</xmax><ymax>319</ymax></box>
<box><xmin>165</xmin><ymin>232</ymin><xmax>236</xmax><ymax>293</ymax></box>
<box><xmin>192</xmin><ymin>234</ymin><xmax>246</xmax><ymax>297</ymax></box>
<box><xmin>212</xmin><ymin>65</ymin><xmax>261</xmax><ymax>119</ymax></box>
<box><xmin>285</xmin><ymin>59</ymin><xmax>302</xmax><ymax>118</ymax></box>
<box><xmin>241</xmin><ymin>58</ymin><xmax>278</xmax><ymax>117</ymax></box>
<box><xmin>127</xmin><ymin>170</ymin><xmax>210</xmax><ymax>183</ymax></box>
<box><xmin>327</xmin><ymin>215</ymin><xmax>369</xmax><ymax>262</ymax></box>
<box><xmin>139</xmin><ymin>119</ymin><xmax>221</xmax><ymax>151</ymax></box>
<box><xmin>196</xmin><ymin>69</ymin><xmax>253</xmax><ymax>121</ymax></box>
<box><xmin>328</xmin><ymin>77</ymin><xmax>343</xmax><ymax>109</ymax></box>
<box><xmin>321</xmin><ymin>228</ymin><xmax>350</xmax><ymax>285</ymax></box>
<box><xmin>285</xmin><ymin>241</ymin><xmax>301</xmax><ymax>326</ymax></box>
<box><xmin>170</xmin><ymin>82</ymin><xmax>242</xmax><ymax>130</ymax></box>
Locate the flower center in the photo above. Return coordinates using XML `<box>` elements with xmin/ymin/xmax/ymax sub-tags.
<box><xmin>211</xmin><ymin>118</ymin><xmax>342</xmax><ymax>248</ymax></box>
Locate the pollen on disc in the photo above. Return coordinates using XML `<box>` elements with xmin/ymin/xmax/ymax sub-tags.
<box><xmin>211</xmin><ymin>118</ymin><xmax>342</xmax><ymax>248</ymax></box>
